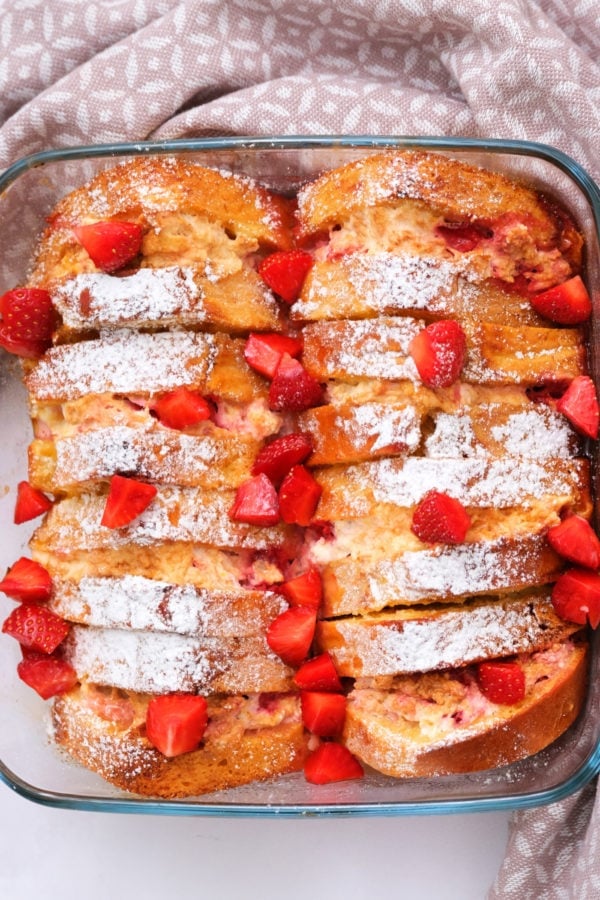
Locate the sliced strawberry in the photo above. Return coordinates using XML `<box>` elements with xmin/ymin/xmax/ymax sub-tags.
<box><xmin>145</xmin><ymin>693</ymin><xmax>208</xmax><ymax>758</ymax></box>
<box><xmin>17</xmin><ymin>654</ymin><xmax>78</xmax><ymax>699</ymax></box>
<box><xmin>411</xmin><ymin>490</ymin><xmax>471</xmax><ymax>544</ymax></box>
<box><xmin>266</xmin><ymin>606</ymin><xmax>316</xmax><ymax>667</ymax></box>
<box><xmin>304</xmin><ymin>742</ymin><xmax>364</xmax><ymax>785</ymax></box>
<box><xmin>243</xmin><ymin>333</ymin><xmax>303</xmax><ymax>379</ymax></box>
<box><xmin>153</xmin><ymin>387</ymin><xmax>211</xmax><ymax>430</ymax></box>
<box><xmin>258</xmin><ymin>250</ymin><xmax>313</xmax><ymax>303</ymax></box>
<box><xmin>278</xmin><ymin>465</ymin><xmax>322</xmax><ymax>526</ymax></box>
<box><xmin>435</xmin><ymin>222</ymin><xmax>489</xmax><ymax>252</ymax></box>
<box><xmin>529</xmin><ymin>276</ymin><xmax>592</xmax><ymax>325</ymax></box>
<box><xmin>301</xmin><ymin>691</ymin><xmax>346</xmax><ymax>737</ymax></box>
<box><xmin>556</xmin><ymin>376</ymin><xmax>599</xmax><ymax>439</ymax></box>
<box><xmin>552</xmin><ymin>568</ymin><xmax>600</xmax><ymax>629</ymax></box>
<box><xmin>73</xmin><ymin>221</ymin><xmax>143</xmax><ymax>273</ymax></box>
<box><xmin>269</xmin><ymin>354</ymin><xmax>325</xmax><ymax>412</ymax></box>
<box><xmin>408</xmin><ymin>319</ymin><xmax>467</xmax><ymax>388</ymax></box>
<box><xmin>477</xmin><ymin>661</ymin><xmax>526</xmax><ymax>705</ymax></box>
<box><xmin>280</xmin><ymin>568</ymin><xmax>322</xmax><ymax>609</ymax></box>
<box><xmin>0</xmin><ymin>557</ymin><xmax>52</xmax><ymax>603</ymax></box>
<box><xmin>2</xmin><ymin>603</ymin><xmax>70</xmax><ymax>654</ymax></box>
<box><xmin>229</xmin><ymin>474</ymin><xmax>280</xmax><ymax>526</ymax></box>
<box><xmin>294</xmin><ymin>652</ymin><xmax>343</xmax><ymax>692</ymax></box>
<box><xmin>547</xmin><ymin>516</ymin><xmax>600</xmax><ymax>570</ymax></box>
<box><xmin>252</xmin><ymin>433</ymin><xmax>313</xmax><ymax>486</ymax></box>
<box><xmin>0</xmin><ymin>287</ymin><xmax>56</xmax><ymax>359</ymax></box>
<box><xmin>14</xmin><ymin>480</ymin><xmax>53</xmax><ymax>524</ymax></box>
<box><xmin>100</xmin><ymin>474</ymin><xmax>157</xmax><ymax>529</ymax></box>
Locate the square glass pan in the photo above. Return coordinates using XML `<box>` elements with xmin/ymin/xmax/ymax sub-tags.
<box><xmin>1</xmin><ymin>135</ymin><xmax>600</xmax><ymax>817</ymax></box>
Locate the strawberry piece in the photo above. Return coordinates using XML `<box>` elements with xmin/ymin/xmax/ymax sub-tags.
<box><xmin>556</xmin><ymin>376</ymin><xmax>599</xmax><ymax>439</ymax></box>
<box><xmin>280</xmin><ymin>568</ymin><xmax>322</xmax><ymax>609</ymax></box>
<box><xmin>266</xmin><ymin>606</ymin><xmax>316</xmax><ymax>667</ymax></box>
<box><xmin>301</xmin><ymin>691</ymin><xmax>346</xmax><ymax>737</ymax></box>
<box><xmin>100</xmin><ymin>474</ymin><xmax>157</xmax><ymax>529</ymax></box>
<box><xmin>0</xmin><ymin>287</ymin><xmax>55</xmax><ymax>359</ymax></box>
<box><xmin>258</xmin><ymin>250</ymin><xmax>313</xmax><ymax>303</ymax></box>
<box><xmin>278</xmin><ymin>465</ymin><xmax>322</xmax><ymax>526</ymax></box>
<box><xmin>408</xmin><ymin>319</ymin><xmax>467</xmax><ymax>388</ymax></box>
<box><xmin>547</xmin><ymin>516</ymin><xmax>600</xmax><ymax>570</ymax></box>
<box><xmin>2</xmin><ymin>604</ymin><xmax>70</xmax><ymax>654</ymax></box>
<box><xmin>411</xmin><ymin>490</ymin><xmax>471</xmax><ymax>544</ymax></box>
<box><xmin>0</xmin><ymin>557</ymin><xmax>52</xmax><ymax>603</ymax></box>
<box><xmin>477</xmin><ymin>661</ymin><xmax>526</xmax><ymax>705</ymax></box>
<box><xmin>530</xmin><ymin>276</ymin><xmax>592</xmax><ymax>325</ymax></box>
<box><xmin>17</xmin><ymin>654</ymin><xmax>78</xmax><ymax>699</ymax></box>
<box><xmin>552</xmin><ymin>568</ymin><xmax>600</xmax><ymax>629</ymax></box>
<box><xmin>243</xmin><ymin>333</ymin><xmax>303</xmax><ymax>379</ymax></box>
<box><xmin>435</xmin><ymin>222</ymin><xmax>489</xmax><ymax>252</ymax></box>
<box><xmin>252</xmin><ymin>433</ymin><xmax>313</xmax><ymax>486</ymax></box>
<box><xmin>145</xmin><ymin>693</ymin><xmax>208</xmax><ymax>758</ymax></box>
<box><xmin>73</xmin><ymin>221</ymin><xmax>143</xmax><ymax>273</ymax></box>
<box><xmin>153</xmin><ymin>387</ymin><xmax>211</xmax><ymax>430</ymax></box>
<box><xmin>14</xmin><ymin>480</ymin><xmax>53</xmax><ymax>524</ymax></box>
<box><xmin>304</xmin><ymin>743</ymin><xmax>364</xmax><ymax>785</ymax></box>
<box><xmin>294</xmin><ymin>653</ymin><xmax>343</xmax><ymax>692</ymax></box>
<box><xmin>269</xmin><ymin>354</ymin><xmax>325</xmax><ymax>412</ymax></box>
<box><xmin>229</xmin><ymin>473</ymin><xmax>280</xmax><ymax>526</ymax></box>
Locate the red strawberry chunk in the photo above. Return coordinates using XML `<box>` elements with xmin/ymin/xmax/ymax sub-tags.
<box><xmin>278</xmin><ymin>465</ymin><xmax>322</xmax><ymax>526</ymax></box>
<box><xmin>252</xmin><ymin>433</ymin><xmax>313</xmax><ymax>485</ymax></box>
<box><xmin>145</xmin><ymin>693</ymin><xmax>208</xmax><ymax>758</ymax></box>
<box><xmin>0</xmin><ymin>287</ymin><xmax>56</xmax><ymax>359</ymax></box>
<box><xmin>280</xmin><ymin>568</ymin><xmax>322</xmax><ymax>609</ymax></box>
<box><xmin>243</xmin><ymin>333</ymin><xmax>303</xmax><ymax>379</ymax></box>
<box><xmin>266</xmin><ymin>606</ymin><xmax>316</xmax><ymax>667</ymax></box>
<box><xmin>258</xmin><ymin>250</ymin><xmax>313</xmax><ymax>303</ymax></box>
<box><xmin>552</xmin><ymin>568</ymin><xmax>600</xmax><ymax>629</ymax></box>
<box><xmin>14</xmin><ymin>480</ymin><xmax>53</xmax><ymax>524</ymax></box>
<box><xmin>477</xmin><ymin>661</ymin><xmax>526</xmax><ymax>705</ymax></box>
<box><xmin>304</xmin><ymin>743</ymin><xmax>364</xmax><ymax>785</ymax></box>
<box><xmin>411</xmin><ymin>490</ymin><xmax>471</xmax><ymax>544</ymax></box>
<box><xmin>408</xmin><ymin>319</ymin><xmax>467</xmax><ymax>388</ymax></box>
<box><xmin>229</xmin><ymin>473</ymin><xmax>280</xmax><ymax>526</ymax></box>
<box><xmin>101</xmin><ymin>475</ymin><xmax>157</xmax><ymax>529</ymax></box>
<box><xmin>301</xmin><ymin>691</ymin><xmax>346</xmax><ymax>737</ymax></box>
<box><xmin>530</xmin><ymin>276</ymin><xmax>592</xmax><ymax>325</ymax></box>
<box><xmin>2</xmin><ymin>603</ymin><xmax>70</xmax><ymax>654</ymax></box>
<box><xmin>547</xmin><ymin>516</ymin><xmax>600</xmax><ymax>570</ymax></box>
<box><xmin>0</xmin><ymin>557</ymin><xmax>52</xmax><ymax>603</ymax></box>
<box><xmin>153</xmin><ymin>387</ymin><xmax>211</xmax><ymax>430</ymax></box>
<box><xmin>556</xmin><ymin>376</ymin><xmax>599</xmax><ymax>439</ymax></box>
<box><xmin>73</xmin><ymin>221</ymin><xmax>143</xmax><ymax>273</ymax></box>
<box><xmin>17</xmin><ymin>654</ymin><xmax>78</xmax><ymax>700</ymax></box>
<box><xmin>269</xmin><ymin>354</ymin><xmax>325</xmax><ymax>412</ymax></box>
<box><xmin>435</xmin><ymin>222</ymin><xmax>488</xmax><ymax>252</ymax></box>
<box><xmin>294</xmin><ymin>652</ymin><xmax>343</xmax><ymax>692</ymax></box>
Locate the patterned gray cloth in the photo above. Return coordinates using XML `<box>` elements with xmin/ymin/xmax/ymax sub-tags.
<box><xmin>1</xmin><ymin>1</ymin><xmax>599</xmax><ymax>896</ymax></box>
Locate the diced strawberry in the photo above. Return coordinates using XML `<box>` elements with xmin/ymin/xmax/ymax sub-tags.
<box><xmin>153</xmin><ymin>387</ymin><xmax>211</xmax><ymax>430</ymax></box>
<box><xmin>17</xmin><ymin>654</ymin><xmax>78</xmax><ymax>700</ymax></box>
<box><xmin>547</xmin><ymin>516</ymin><xmax>600</xmax><ymax>570</ymax></box>
<box><xmin>551</xmin><ymin>568</ymin><xmax>600</xmax><ymax>629</ymax></box>
<box><xmin>0</xmin><ymin>557</ymin><xmax>52</xmax><ymax>603</ymax></box>
<box><xmin>73</xmin><ymin>221</ymin><xmax>143</xmax><ymax>273</ymax></box>
<box><xmin>278</xmin><ymin>465</ymin><xmax>322</xmax><ymax>526</ymax></box>
<box><xmin>251</xmin><ymin>433</ymin><xmax>313</xmax><ymax>486</ymax></box>
<box><xmin>269</xmin><ymin>354</ymin><xmax>325</xmax><ymax>412</ymax></box>
<box><xmin>14</xmin><ymin>480</ymin><xmax>53</xmax><ymax>524</ymax></box>
<box><xmin>477</xmin><ymin>661</ymin><xmax>526</xmax><ymax>705</ymax></box>
<box><xmin>408</xmin><ymin>320</ymin><xmax>467</xmax><ymax>388</ymax></box>
<box><xmin>556</xmin><ymin>376</ymin><xmax>599</xmax><ymax>439</ymax></box>
<box><xmin>2</xmin><ymin>603</ymin><xmax>70</xmax><ymax>654</ymax></box>
<box><xmin>301</xmin><ymin>691</ymin><xmax>346</xmax><ymax>737</ymax></box>
<box><xmin>294</xmin><ymin>653</ymin><xmax>343</xmax><ymax>692</ymax></box>
<box><xmin>243</xmin><ymin>333</ymin><xmax>303</xmax><ymax>379</ymax></box>
<box><xmin>258</xmin><ymin>250</ymin><xmax>313</xmax><ymax>303</ymax></box>
<box><xmin>303</xmin><ymin>742</ymin><xmax>364</xmax><ymax>785</ymax></box>
<box><xmin>145</xmin><ymin>693</ymin><xmax>208</xmax><ymax>758</ymax></box>
<box><xmin>229</xmin><ymin>473</ymin><xmax>280</xmax><ymax>526</ymax></box>
<box><xmin>411</xmin><ymin>490</ymin><xmax>471</xmax><ymax>544</ymax></box>
<box><xmin>280</xmin><ymin>568</ymin><xmax>323</xmax><ymax>609</ymax></box>
<box><xmin>0</xmin><ymin>287</ymin><xmax>56</xmax><ymax>359</ymax></box>
<box><xmin>435</xmin><ymin>222</ymin><xmax>489</xmax><ymax>252</ymax></box>
<box><xmin>529</xmin><ymin>276</ymin><xmax>592</xmax><ymax>325</ymax></box>
<box><xmin>100</xmin><ymin>474</ymin><xmax>157</xmax><ymax>529</ymax></box>
<box><xmin>266</xmin><ymin>606</ymin><xmax>316</xmax><ymax>667</ymax></box>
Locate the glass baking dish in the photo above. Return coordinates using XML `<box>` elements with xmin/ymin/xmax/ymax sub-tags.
<box><xmin>1</xmin><ymin>135</ymin><xmax>599</xmax><ymax>816</ymax></box>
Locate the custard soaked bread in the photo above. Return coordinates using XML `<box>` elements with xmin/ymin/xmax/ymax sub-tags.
<box><xmin>1</xmin><ymin>149</ymin><xmax>597</xmax><ymax>798</ymax></box>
